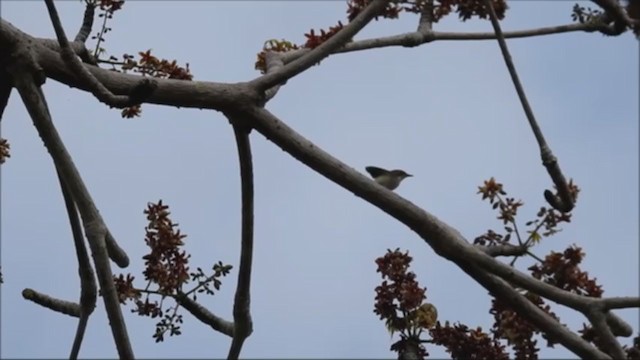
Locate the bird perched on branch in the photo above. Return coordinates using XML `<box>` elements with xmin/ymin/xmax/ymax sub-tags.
<box><xmin>365</xmin><ymin>166</ymin><xmax>412</xmax><ymax>190</ymax></box>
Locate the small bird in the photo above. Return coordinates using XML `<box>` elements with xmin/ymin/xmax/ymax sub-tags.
<box><xmin>365</xmin><ymin>166</ymin><xmax>412</xmax><ymax>190</ymax></box>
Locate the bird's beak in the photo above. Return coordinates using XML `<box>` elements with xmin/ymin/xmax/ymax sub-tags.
<box><xmin>406</xmin><ymin>174</ymin><xmax>413</xmax><ymax>177</ymax></box>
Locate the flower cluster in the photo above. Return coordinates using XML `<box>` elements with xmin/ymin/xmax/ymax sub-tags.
<box><xmin>429</xmin><ymin>322</ymin><xmax>508</xmax><ymax>359</ymax></box>
<box><xmin>347</xmin><ymin>0</ymin><xmax>403</xmax><ymax>22</ymax></box>
<box><xmin>114</xmin><ymin>200</ymin><xmax>232</xmax><ymax>342</ymax></box>
<box><xmin>121</xmin><ymin>50</ymin><xmax>193</xmax><ymax>81</ymax></box>
<box><xmin>113</xmin><ymin>50</ymin><xmax>192</xmax><ymax>118</ymax></box>
<box><xmin>476</xmin><ymin>178</ymin><xmax>574</xmax><ymax>249</ymax></box>
<box><xmin>434</xmin><ymin>0</ymin><xmax>507</xmax><ymax>21</ymax></box>
<box><xmin>529</xmin><ymin>245</ymin><xmax>603</xmax><ymax>298</ymax></box>
<box><xmin>304</xmin><ymin>22</ymin><xmax>345</xmax><ymax>49</ymax></box>
<box><xmin>96</xmin><ymin>0</ymin><xmax>124</xmax><ymax>13</ymax></box>
<box><xmin>374</xmin><ymin>249</ymin><xmax>435</xmax><ymax>358</ymax></box>
<box><xmin>490</xmin><ymin>291</ymin><xmax>561</xmax><ymax>359</ymax></box>
<box><xmin>142</xmin><ymin>200</ymin><xmax>190</xmax><ymax>294</ymax></box>
<box><xmin>570</xmin><ymin>4</ymin><xmax>603</xmax><ymax>24</ymax></box>
<box><xmin>346</xmin><ymin>0</ymin><xmax>508</xmax><ymax>23</ymax></box>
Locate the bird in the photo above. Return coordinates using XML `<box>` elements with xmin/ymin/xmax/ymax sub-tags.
<box><xmin>365</xmin><ymin>166</ymin><xmax>412</xmax><ymax>190</ymax></box>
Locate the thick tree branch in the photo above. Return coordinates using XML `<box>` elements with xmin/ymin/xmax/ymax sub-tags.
<box><xmin>8</xmin><ymin>52</ymin><xmax>134</xmax><ymax>358</ymax></box>
<box><xmin>251</xmin><ymin>0</ymin><xmax>391</xmax><ymax>92</ymax></box>
<box><xmin>484</xmin><ymin>0</ymin><xmax>575</xmax><ymax>213</ymax></box>
<box><xmin>226</xmin><ymin>118</ymin><xmax>255</xmax><ymax>360</ymax></box>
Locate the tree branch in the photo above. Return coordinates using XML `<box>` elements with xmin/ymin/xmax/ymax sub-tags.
<box><xmin>602</xmin><ymin>296</ymin><xmax>640</xmax><ymax>310</ymax></box>
<box><xmin>55</xmin><ymin>167</ymin><xmax>97</xmax><ymax>360</ymax></box>
<box><xmin>22</xmin><ymin>288</ymin><xmax>81</xmax><ymax>317</ymax></box>
<box><xmin>476</xmin><ymin>243</ymin><xmax>527</xmax><ymax>257</ymax></box>
<box><xmin>417</xmin><ymin>0</ymin><xmax>434</xmax><ymax>34</ymax></box>
<box><xmin>586</xmin><ymin>309</ymin><xmax>626</xmax><ymax>359</ymax></box>
<box><xmin>226</xmin><ymin>118</ymin><xmax>255</xmax><ymax>360</ymax></box>
<box><xmin>176</xmin><ymin>293</ymin><xmax>235</xmax><ymax>337</ymax></box>
<box><xmin>484</xmin><ymin>0</ymin><xmax>575</xmax><ymax>213</ymax></box>
<box><xmin>251</xmin><ymin>0</ymin><xmax>391</xmax><ymax>92</ymax></box>
<box><xmin>277</xmin><ymin>19</ymin><xmax>618</xmax><ymax>65</ymax></box>
<box><xmin>44</xmin><ymin>0</ymin><xmax>157</xmax><ymax>109</ymax></box>
<box><xmin>8</xmin><ymin>50</ymin><xmax>134</xmax><ymax>358</ymax></box>
<box><xmin>74</xmin><ymin>0</ymin><xmax>96</xmax><ymax>43</ymax></box>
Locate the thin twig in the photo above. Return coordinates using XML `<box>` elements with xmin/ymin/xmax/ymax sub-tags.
<box><xmin>74</xmin><ymin>0</ymin><xmax>96</xmax><ymax>43</ymax></box>
<box><xmin>483</xmin><ymin>0</ymin><xmax>575</xmax><ymax>213</ymax></box>
<box><xmin>92</xmin><ymin>4</ymin><xmax>109</xmax><ymax>58</ymax></box>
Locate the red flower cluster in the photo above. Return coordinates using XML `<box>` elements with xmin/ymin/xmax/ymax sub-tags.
<box><xmin>113</xmin><ymin>200</ymin><xmax>232</xmax><ymax>342</ymax></box>
<box><xmin>304</xmin><ymin>22</ymin><xmax>345</xmax><ymax>49</ymax></box>
<box><xmin>490</xmin><ymin>292</ymin><xmax>561</xmax><ymax>359</ymax></box>
<box><xmin>529</xmin><ymin>245</ymin><xmax>603</xmax><ymax>298</ymax></box>
<box><xmin>430</xmin><ymin>322</ymin><xmax>508</xmax><ymax>359</ymax></box>
<box><xmin>142</xmin><ymin>200</ymin><xmax>190</xmax><ymax>295</ymax></box>
<box><xmin>374</xmin><ymin>249</ymin><xmax>432</xmax><ymax>358</ymax></box>
<box><xmin>346</xmin><ymin>0</ymin><xmax>508</xmax><ymax>23</ymax></box>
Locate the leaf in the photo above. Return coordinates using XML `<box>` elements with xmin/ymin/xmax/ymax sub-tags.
<box><xmin>529</xmin><ymin>231</ymin><xmax>542</xmax><ymax>244</ymax></box>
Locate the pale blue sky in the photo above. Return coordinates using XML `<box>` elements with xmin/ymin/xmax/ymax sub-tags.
<box><xmin>1</xmin><ymin>1</ymin><xmax>638</xmax><ymax>358</ymax></box>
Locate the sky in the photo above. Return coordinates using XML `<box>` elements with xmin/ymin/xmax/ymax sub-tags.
<box><xmin>1</xmin><ymin>1</ymin><xmax>638</xmax><ymax>359</ymax></box>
